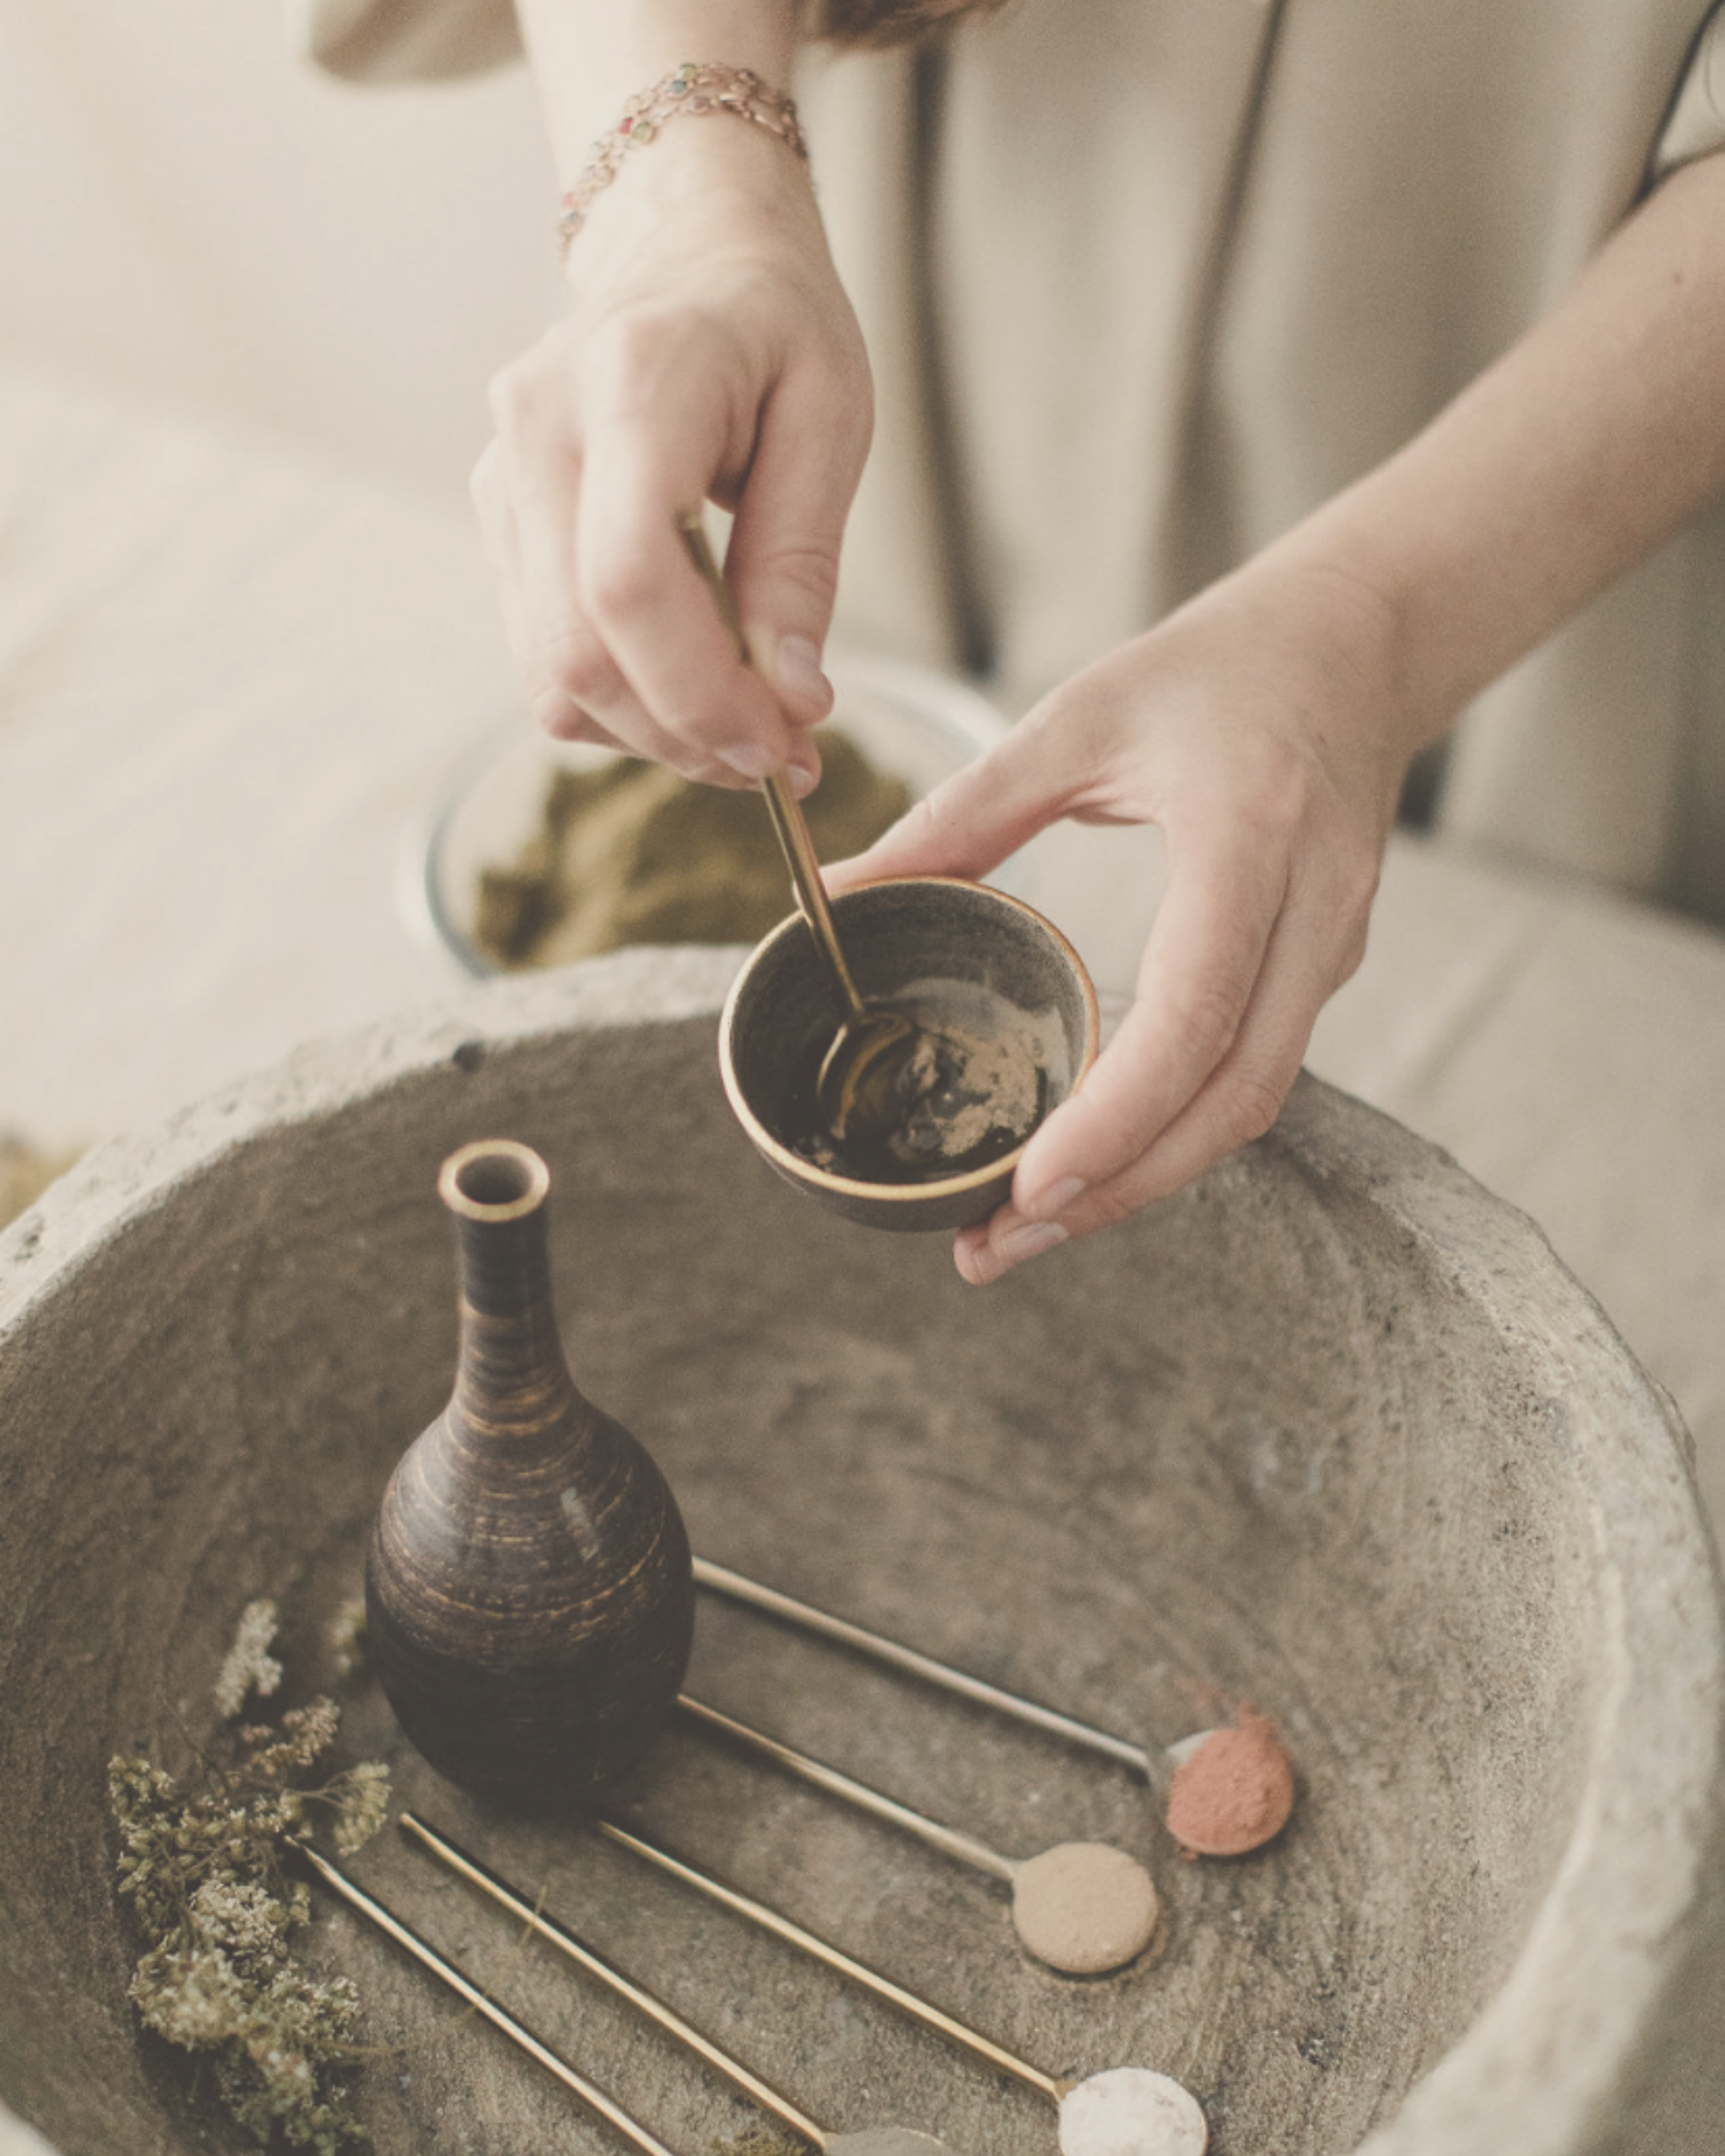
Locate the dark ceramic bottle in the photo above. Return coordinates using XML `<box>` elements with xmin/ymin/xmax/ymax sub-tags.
<box><xmin>367</xmin><ymin>1139</ymin><xmax>694</xmax><ymax>1809</ymax></box>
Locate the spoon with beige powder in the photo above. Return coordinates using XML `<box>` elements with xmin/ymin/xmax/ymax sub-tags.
<box><xmin>678</xmin><ymin>1694</ymin><xmax>1160</xmax><ymax>1976</ymax></box>
<box><xmin>693</xmin><ymin>1556</ymin><xmax>1295</xmax><ymax>1858</ymax></box>
<box><xmin>593</xmin><ymin>1814</ymin><xmax>1209</xmax><ymax>2156</ymax></box>
<box><xmin>401</xmin><ymin>1814</ymin><xmax>960</xmax><ymax>2156</ymax></box>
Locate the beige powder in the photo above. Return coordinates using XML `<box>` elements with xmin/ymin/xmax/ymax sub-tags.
<box><xmin>1010</xmin><ymin>1841</ymin><xmax>1160</xmax><ymax>1975</ymax></box>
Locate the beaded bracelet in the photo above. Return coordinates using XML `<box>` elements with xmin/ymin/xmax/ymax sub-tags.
<box><xmin>557</xmin><ymin>61</ymin><xmax>809</xmax><ymax>257</ymax></box>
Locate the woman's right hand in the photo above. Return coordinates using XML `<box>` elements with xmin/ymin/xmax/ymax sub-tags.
<box><xmin>471</xmin><ymin>116</ymin><xmax>873</xmax><ymax>795</ymax></box>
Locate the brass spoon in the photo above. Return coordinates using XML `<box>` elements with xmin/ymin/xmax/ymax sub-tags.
<box><xmin>402</xmin><ymin>1813</ymin><xmax>960</xmax><ymax>2156</ymax></box>
<box><xmin>689</xmin><ymin>1556</ymin><xmax>1293</xmax><ymax>1854</ymax></box>
<box><xmin>590</xmin><ymin>1817</ymin><xmax>1210</xmax><ymax>2156</ymax></box>
<box><xmin>677</xmin><ymin>1693</ymin><xmax>1160</xmax><ymax>1976</ymax></box>
<box><xmin>300</xmin><ymin>1845</ymin><xmax>685</xmax><ymax>2156</ymax></box>
<box><xmin>678</xmin><ymin>513</ymin><xmax>918</xmax><ymax>1147</ymax></box>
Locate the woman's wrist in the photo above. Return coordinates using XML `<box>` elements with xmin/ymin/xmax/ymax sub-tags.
<box><xmin>515</xmin><ymin>0</ymin><xmax>804</xmax><ymax>189</ymax></box>
<box><xmin>556</xmin><ymin>61</ymin><xmax>808</xmax><ymax>256</ymax></box>
<box><xmin>557</xmin><ymin>81</ymin><xmax>824</xmax><ymax>283</ymax></box>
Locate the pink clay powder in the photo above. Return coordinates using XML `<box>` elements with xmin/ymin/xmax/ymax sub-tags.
<box><xmin>1164</xmin><ymin>1710</ymin><xmax>1295</xmax><ymax>1857</ymax></box>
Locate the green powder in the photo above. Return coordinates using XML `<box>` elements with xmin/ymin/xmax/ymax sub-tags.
<box><xmin>474</xmin><ymin>728</ymin><xmax>911</xmax><ymax>971</ymax></box>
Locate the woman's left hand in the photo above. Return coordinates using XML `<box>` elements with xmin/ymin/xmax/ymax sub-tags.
<box><xmin>834</xmin><ymin>145</ymin><xmax>1725</xmax><ymax>1285</ymax></box>
<box><xmin>827</xmin><ymin>548</ymin><xmax>1422</xmax><ymax>1283</ymax></box>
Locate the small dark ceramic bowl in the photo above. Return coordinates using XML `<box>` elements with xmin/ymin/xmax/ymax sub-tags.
<box><xmin>719</xmin><ymin>877</ymin><xmax>1100</xmax><ymax>1231</ymax></box>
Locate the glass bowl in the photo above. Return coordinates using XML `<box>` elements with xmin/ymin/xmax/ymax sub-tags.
<box><xmin>410</xmin><ymin>648</ymin><xmax>1013</xmax><ymax>979</ymax></box>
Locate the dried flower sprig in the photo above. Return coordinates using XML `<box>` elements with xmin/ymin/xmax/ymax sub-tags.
<box><xmin>213</xmin><ymin>1597</ymin><xmax>286</xmax><ymax>1719</ymax></box>
<box><xmin>109</xmin><ymin>1603</ymin><xmax>391</xmax><ymax>2154</ymax></box>
<box><xmin>324</xmin><ymin>1598</ymin><xmax>369</xmax><ymax>1684</ymax></box>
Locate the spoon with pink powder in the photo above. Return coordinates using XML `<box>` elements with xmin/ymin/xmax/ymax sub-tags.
<box><xmin>590</xmin><ymin>1812</ymin><xmax>1209</xmax><ymax>2156</ymax></box>
<box><xmin>692</xmin><ymin>1556</ymin><xmax>1295</xmax><ymax>1860</ymax></box>
<box><xmin>680</xmin><ymin>1692</ymin><xmax>1160</xmax><ymax>1976</ymax></box>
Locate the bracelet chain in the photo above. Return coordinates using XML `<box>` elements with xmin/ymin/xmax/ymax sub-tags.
<box><xmin>557</xmin><ymin>61</ymin><xmax>809</xmax><ymax>258</ymax></box>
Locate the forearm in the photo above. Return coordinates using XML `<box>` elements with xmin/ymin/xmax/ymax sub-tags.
<box><xmin>511</xmin><ymin>0</ymin><xmax>805</xmax><ymax>185</ymax></box>
<box><xmin>1282</xmin><ymin>149</ymin><xmax>1725</xmax><ymax>751</ymax></box>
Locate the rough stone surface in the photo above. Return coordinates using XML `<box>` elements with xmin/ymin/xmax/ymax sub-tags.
<box><xmin>0</xmin><ymin>948</ymin><xmax>1720</xmax><ymax>2156</ymax></box>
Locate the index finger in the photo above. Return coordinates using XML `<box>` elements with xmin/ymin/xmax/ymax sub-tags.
<box><xmin>1011</xmin><ymin>821</ymin><xmax>1291</xmax><ymax>1215</ymax></box>
<box><xmin>575</xmin><ymin>425</ymin><xmax>804</xmax><ymax>771</ymax></box>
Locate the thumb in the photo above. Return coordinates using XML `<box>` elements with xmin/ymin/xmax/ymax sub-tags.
<box><xmin>827</xmin><ymin>721</ymin><xmax>1072</xmax><ymax>891</ymax></box>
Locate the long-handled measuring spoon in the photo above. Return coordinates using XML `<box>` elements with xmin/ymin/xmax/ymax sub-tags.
<box><xmin>692</xmin><ymin>1557</ymin><xmax>1295</xmax><ymax>1857</ymax></box>
<box><xmin>299</xmin><ymin>1844</ymin><xmax>685</xmax><ymax>2156</ymax></box>
<box><xmin>401</xmin><ymin>1812</ymin><xmax>957</xmax><ymax>2156</ymax></box>
<box><xmin>677</xmin><ymin>1694</ymin><xmax>1159</xmax><ymax>1976</ymax></box>
<box><xmin>679</xmin><ymin>513</ymin><xmax>917</xmax><ymax>1149</ymax></box>
<box><xmin>590</xmin><ymin>1813</ymin><xmax>1208</xmax><ymax>2156</ymax></box>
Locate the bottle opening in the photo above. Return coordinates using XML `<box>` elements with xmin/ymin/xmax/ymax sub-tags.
<box><xmin>439</xmin><ymin>1140</ymin><xmax>550</xmax><ymax>1220</ymax></box>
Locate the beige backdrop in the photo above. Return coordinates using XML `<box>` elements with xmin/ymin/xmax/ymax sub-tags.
<box><xmin>0</xmin><ymin>0</ymin><xmax>553</xmax><ymax>503</ymax></box>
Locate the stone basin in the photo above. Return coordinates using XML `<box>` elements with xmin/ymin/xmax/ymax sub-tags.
<box><xmin>0</xmin><ymin>948</ymin><xmax>1720</xmax><ymax>2156</ymax></box>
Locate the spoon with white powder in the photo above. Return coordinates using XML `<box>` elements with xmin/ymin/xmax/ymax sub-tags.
<box><xmin>594</xmin><ymin>1813</ymin><xmax>1208</xmax><ymax>2156</ymax></box>
<box><xmin>692</xmin><ymin>1557</ymin><xmax>1295</xmax><ymax>1857</ymax></box>
<box><xmin>678</xmin><ymin>1693</ymin><xmax>1160</xmax><ymax>1976</ymax></box>
<box><xmin>401</xmin><ymin>1813</ymin><xmax>958</xmax><ymax>2156</ymax></box>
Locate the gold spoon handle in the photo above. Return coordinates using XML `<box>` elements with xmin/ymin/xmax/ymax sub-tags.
<box><xmin>692</xmin><ymin>1555</ymin><xmax>1150</xmax><ymax>1777</ymax></box>
<box><xmin>677</xmin><ymin>1692</ymin><xmax>1016</xmax><ymax>1882</ymax></box>
<box><xmin>593</xmin><ymin>1816</ymin><xmax>1065</xmax><ymax>2106</ymax></box>
<box><xmin>399</xmin><ymin>1814</ymin><xmax>826</xmax><ymax>2150</ymax></box>
<box><xmin>759</xmin><ymin>771</ymin><xmax>869</xmax><ymax>1024</ymax></box>
<box><xmin>676</xmin><ymin>510</ymin><xmax>867</xmax><ymax>1024</ymax></box>
<box><xmin>299</xmin><ymin>1845</ymin><xmax>686</xmax><ymax>2156</ymax></box>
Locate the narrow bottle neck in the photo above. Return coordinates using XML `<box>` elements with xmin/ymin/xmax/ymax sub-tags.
<box><xmin>450</xmin><ymin>1207</ymin><xmax>580</xmax><ymax>1436</ymax></box>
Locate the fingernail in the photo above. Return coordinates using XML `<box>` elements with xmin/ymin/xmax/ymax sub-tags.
<box><xmin>718</xmin><ymin>743</ymin><xmax>777</xmax><ymax>781</ymax></box>
<box><xmin>1023</xmin><ymin>1175</ymin><xmax>1086</xmax><ymax>1223</ymax></box>
<box><xmin>775</xmin><ymin>633</ymin><xmax>833</xmax><ymax>712</ymax></box>
<box><xmin>962</xmin><ymin>1239</ymin><xmax>1006</xmax><ymax>1286</ymax></box>
<box><xmin>785</xmin><ymin>756</ymin><xmax>818</xmax><ymax>799</ymax></box>
<box><xmin>995</xmin><ymin>1220</ymin><xmax>1069</xmax><ymax>1268</ymax></box>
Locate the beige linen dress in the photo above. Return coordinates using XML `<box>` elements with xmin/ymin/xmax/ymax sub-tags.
<box><xmin>294</xmin><ymin>0</ymin><xmax>1725</xmax><ymax>920</ymax></box>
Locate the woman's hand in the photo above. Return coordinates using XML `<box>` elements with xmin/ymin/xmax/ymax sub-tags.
<box><xmin>472</xmin><ymin>118</ymin><xmax>873</xmax><ymax>795</ymax></box>
<box><xmin>828</xmin><ymin>549</ymin><xmax>1421</xmax><ymax>1283</ymax></box>
<box><xmin>831</xmin><ymin>148</ymin><xmax>1725</xmax><ymax>1286</ymax></box>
